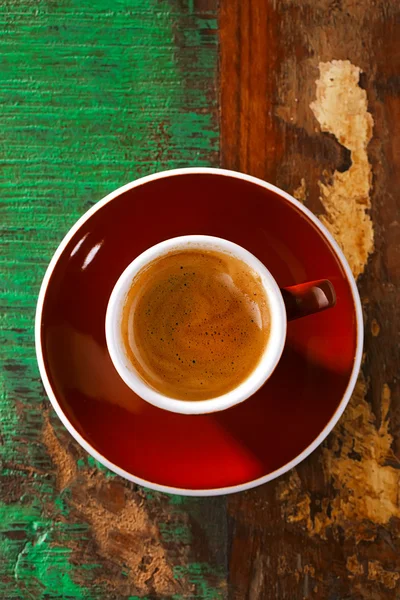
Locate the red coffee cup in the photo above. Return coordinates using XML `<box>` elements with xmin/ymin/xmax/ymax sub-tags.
<box><xmin>106</xmin><ymin>234</ymin><xmax>336</xmax><ymax>415</ymax></box>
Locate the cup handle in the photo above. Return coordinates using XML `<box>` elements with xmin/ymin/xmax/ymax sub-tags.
<box><xmin>280</xmin><ymin>279</ymin><xmax>336</xmax><ymax>321</ymax></box>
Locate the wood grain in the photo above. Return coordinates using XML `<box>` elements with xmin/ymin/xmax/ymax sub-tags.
<box><xmin>2</xmin><ymin>0</ymin><xmax>400</xmax><ymax>597</ymax></box>
<box><xmin>0</xmin><ymin>1</ymin><xmax>224</xmax><ymax>598</ymax></box>
<box><xmin>220</xmin><ymin>0</ymin><xmax>400</xmax><ymax>598</ymax></box>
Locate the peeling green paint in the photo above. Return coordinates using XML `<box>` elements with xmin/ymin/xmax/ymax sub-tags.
<box><xmin>0</xmin><ymin>0</ymin><xmax>222</xmax><ymax>597</ymax></box>
<box><xmin>174</xmin><ymin>563</ymin><xmax>226</xmax><ymax>600</ymax></box>
<box><xmin>0</xmin><ymin>500</ymin><xmax>91</xmax><ymax>598</ymax></box>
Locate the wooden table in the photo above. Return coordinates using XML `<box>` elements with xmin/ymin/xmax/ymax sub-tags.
<box><xmin>1</xmin><ymin>1</ymin><xmax>399</xmax><ymax>598</ymax></box>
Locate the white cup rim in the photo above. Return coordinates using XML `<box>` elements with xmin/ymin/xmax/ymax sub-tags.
<box><xmin>105</xmin><ymin>235</ymin><xmax>287</xmax><ymax>415</ymax></box>
<box><xmin>35</xmin><ymin>167</ymin><xmax>363</xmax><ymax>496</ymax></box>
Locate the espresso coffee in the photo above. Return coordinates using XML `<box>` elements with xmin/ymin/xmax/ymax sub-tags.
<box><xmin>121</xmin><ymin>249</ymin><xmax>271</xmax><ymax>400</ymax></box>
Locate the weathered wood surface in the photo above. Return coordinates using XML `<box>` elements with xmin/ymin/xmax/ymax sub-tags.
<box><xmin>2</xmin><ymin>0</ymin><xmax>400</xmax><ymax>598</ymax></box>
<box><xmin>0</xmin><ymin>1</ymin><xmax>225</xmax><ymax>598</ymax></box>
<box><xmin>221</xmin><ymin>0</ymin><xmax>400</xmax><ymax>598</ymax></box>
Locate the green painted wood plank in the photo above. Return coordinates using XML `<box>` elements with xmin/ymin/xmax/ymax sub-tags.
<box><xmin>0</xmin><ymin>1</ymin><xmax>224</xmax><ymax>598</ymax></box>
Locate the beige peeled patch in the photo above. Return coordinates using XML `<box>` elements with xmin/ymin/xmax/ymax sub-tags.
<box><xmin>279</xmin><ymin>377</ymin><xmax>400</xmax><ymax>545</ymax></box>
<box><xmin>310</xmin><ymin>60</ymin><xmax>374</xmax><ymax>278</ymax></box>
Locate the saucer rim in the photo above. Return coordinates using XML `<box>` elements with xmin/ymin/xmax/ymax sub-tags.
<box><xmin>35</xmin><ymin>167</ymin><xmax>363</xmax><ymax>497</ymax></box>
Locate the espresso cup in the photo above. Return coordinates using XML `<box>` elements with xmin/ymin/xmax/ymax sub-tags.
<box><xmin>106</xmin><ymin>235</ymin><xmax>335</xmax><ymax>415</ymax></box>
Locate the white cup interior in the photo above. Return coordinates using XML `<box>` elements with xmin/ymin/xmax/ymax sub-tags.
<box><xmin>105</xmin><ymin>235</ymin><xmax>287</xmax><ymax>414</ymax></box>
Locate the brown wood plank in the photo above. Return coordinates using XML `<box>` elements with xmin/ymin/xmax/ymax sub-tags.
<box><xmin>220</xmin><ymin>1</ymin><xmax>400</xmax><ymax>598</ymax></box>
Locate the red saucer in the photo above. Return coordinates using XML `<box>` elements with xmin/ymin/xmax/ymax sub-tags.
<box><xmin>37</xmin><ymin>170</ymin><xmax>360</xmax><ymax>494</ymax></box>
